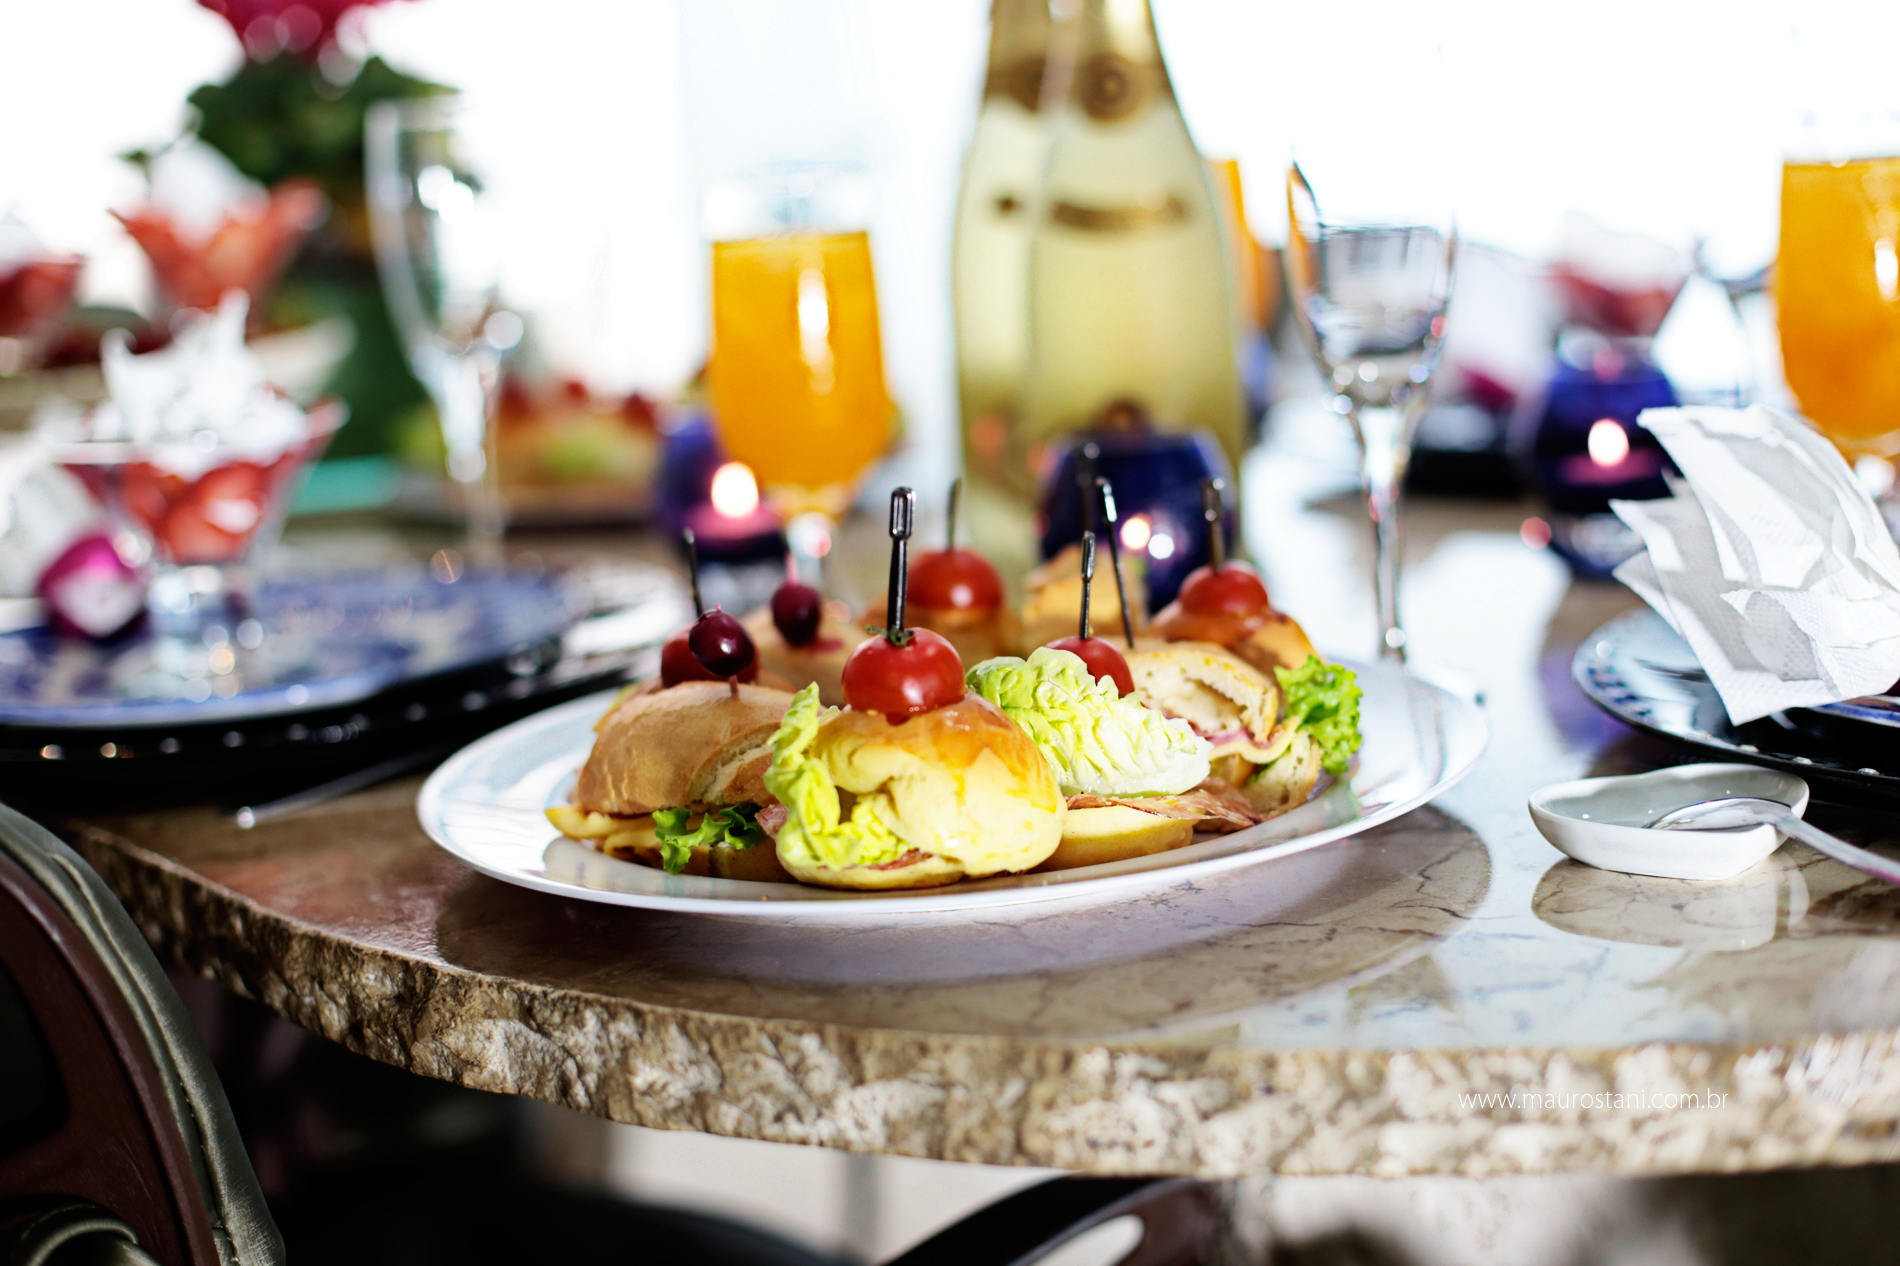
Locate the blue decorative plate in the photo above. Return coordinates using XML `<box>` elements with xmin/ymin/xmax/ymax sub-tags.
<box><xmin>0</xmin><ymin>569</ymin><xmax>586</xmax><ymax>728</ymax></box>
<box><xmin>1574</xmin><ymin>607</ymin><xmax>1900</xmax><ymax>798</ymax></box>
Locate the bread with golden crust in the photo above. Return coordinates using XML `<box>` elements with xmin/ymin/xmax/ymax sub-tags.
<box><xmin>742</xmin><ymin>603</ymin><xmax>865</xmax><ymax>707</ymax></box>
<box><xmin>1020</xmin><ymin>542</ymin><xmax>1148</xmax><ymax>648</ymax></box>
<box><xmin>547</xmin><ymin>805</ymin><xmax>791</xmax><ymax>881</ymax></box>
<box><xmin>575</xmin><ymin>681</ymin><xmax>794</xmax><ymax>816</ymax></box>
<box><xmin>1148</xmin><ymin>602</ymin><xmax>1317</xmax><ymax>679</ymax></box>
<box><xmin>860</xmin><ymin>597</ymin><xmax>1023</xmax><ymax>667</ymax></box>
<box><xmin>1125</xmin><ymin>640</ymin><xmax>1285</xmax><ymax>760</ymax></box>
<box><xmin>1038</xmin><ymin>804</ymin><xmax>1194</xmax><ymax>871</ymax></box>
<box><xmin>773</xmin><ymin>695</ymin><xmax>1063</xmax><ymax>889</ymax></box>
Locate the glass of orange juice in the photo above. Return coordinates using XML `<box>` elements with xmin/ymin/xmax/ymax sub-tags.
<box><xmin>1779</xmin><ymin>131</ymin><xmax>1900</xmax><ymax>460</ymax></box>
<box><xmin>707</xmin><ymin>166</ymin><xmax>892</xmax><ymax>520</ymax></box>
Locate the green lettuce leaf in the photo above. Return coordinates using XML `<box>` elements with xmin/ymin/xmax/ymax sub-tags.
<box><xmin>1275</xmin><ymin>656</ymin><xmax>1362</xmax><ymax>777</ymax></box>
<box><xmin>651</xmin><ymin>803</ymin><xmax>768</xmax><ymax>874</ymax></box>
<box><xmin>762</xmin><ymin>684</ymin><xmax>910</xmax><ymax>871</ymax></box>
<box><xmin>966</xmin><ymin>647</ymin><xmax>1210</xmax><ymax>796</ymax></box>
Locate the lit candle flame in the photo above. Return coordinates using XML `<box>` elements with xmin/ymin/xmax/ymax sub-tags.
<box><xmin>710</xmin><ymin>462</ymin><xmax>760</xmax><ymax>518</ymax></box>
<box><xmin>1587</xmin><ymin>418</ymin><xmax>1630</xmax><ymax>468</ymax></box>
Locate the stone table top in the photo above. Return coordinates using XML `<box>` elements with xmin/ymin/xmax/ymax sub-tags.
<box><xmin>46</xmin><ymin>456</ymin><xmax>1900</xmax><ymax>1179</ymax></box>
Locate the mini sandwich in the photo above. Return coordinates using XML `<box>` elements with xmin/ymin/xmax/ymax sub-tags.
<box><xmin>967</xmin><ymin>647</ymin><xmax>1263</xmax><ymax>871</ymax></box>
<box><xmin>1125</xmin><ymin>641</ymin><xmax>1361</xmax><ymax>818</ymax></box>
<box><xmin>1019</xmin><ymin>542</ymin><xmax>1148</xmax><ymax>649</ymax></box>
<box><xmin>762</xmin><ymin>684</ymin><xmax>1064</xmax><ymax>889</ymax></box>
<box><xmin>743</xmin><ymin>598</ymin><xmax>866</xmax><ymax>707</ymax></box>
<box><xmin>547</xmin><ymin>681</ymin><xmax>795</xmax><ymax>881</ymax></box>
<box><xmin>1147</xmin><ymin>562</ymin><xmax>1318</xmax><ymax>679</ymax></box>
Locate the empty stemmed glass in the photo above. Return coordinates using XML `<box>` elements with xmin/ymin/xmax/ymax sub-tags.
<box><xmin>1285</xmin><ymin>164</ymin><xmax>1456</xmax><ymax>661</ymax></box>
<box><xmin>366</xmin><ymin>95</ymin><xmax>521</xmax><ymax>564</ymax></box>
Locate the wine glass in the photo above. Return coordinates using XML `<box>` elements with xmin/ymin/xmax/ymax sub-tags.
<box><xmin>1777</xmin><ymin>116</ymin><xmax>1900</xmax><ymax>466</ymax></box>
<box><xmin>703</xmin><ymin>163</ymin><xmax>891</xmax><ymax>575</ymax></box>
<box><xmin>1285</xmin><ymin>164</ymin><xmax>1456</xmax><ymax>661</ymax></box>
<box><xmin>365</xmin><ymin>95</ymin><xmax>521</xmax><ymax>564</ymax></box>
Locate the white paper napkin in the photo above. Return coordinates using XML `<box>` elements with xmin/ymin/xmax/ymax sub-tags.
<box><xmin>1611</xmin><ymin>404</ymin><xmax>1900</xmax><ymax>724</ymax></box>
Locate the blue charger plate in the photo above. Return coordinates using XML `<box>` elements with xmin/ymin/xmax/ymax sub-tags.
<box><xmin>1573</xmin><ymin>606</ymin><xmax>1900</xmax><ymax>797</ymax></box>
<box><xmin>0</xmin><ymin>569</ymin><xmax>586</xmax><ymax>729</ymax></box>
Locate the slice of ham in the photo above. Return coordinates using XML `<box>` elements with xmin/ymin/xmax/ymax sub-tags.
<box><xmin>756</xmin><ymin>803</ymin><xmax>789</xmax><ymax>837</ymax></box>
<box><xmin>1066</xmin><ymin>778</ymin><xmax>1261</xmax><ymax>834</ymax></box>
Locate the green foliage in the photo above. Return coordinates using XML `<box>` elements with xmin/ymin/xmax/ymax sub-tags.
<box><xmin>187</xmin><ymin>53</ymin><xmax>448</xmax><ymax>197</ymax></box>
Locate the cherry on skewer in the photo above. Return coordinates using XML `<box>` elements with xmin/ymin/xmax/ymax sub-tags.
<box><xmin>1045</xmin><ymin>531</ymin><xmax>1134</xmax><ymax>695</ymax></box>
<box><xmin>1176</xmin><ymin>476</ymin><xmax>1269</xmax><ymax>617</ymax></box>
<box><xmin>770</xmin><ymin>554</ymin><xmax>825</xmax><ymax>648</ymax></box>
<box><xmin>661</xmin><ymin>528</ymin><xmax>758</xmax><ymax>688</ymax></box>
<box><xmin>844</xmin><ymin>487</ymin><xmax>964</xmax><ymax>721</ymax></box>
<box><xmin>907</xmin><ymin>476</ymin><xmax>1003</xmax><ymax>612</ymax></box>
<box><xmin>1096</xmin><ymin>476</ymin><xmax>1136</xmax><ymax>650</ymax></box>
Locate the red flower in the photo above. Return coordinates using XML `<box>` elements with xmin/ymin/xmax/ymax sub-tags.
<box><xmin>197</xmin><ymin>0</ymin><xmax>413</xmax><ymax>59</ymax></box>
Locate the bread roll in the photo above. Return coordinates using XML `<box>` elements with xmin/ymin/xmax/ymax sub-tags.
<box><xmin>772</xmin><ymin>695</ymin><xmax>1063</xmax><ymax>889</ymax></box>
<box><xmin>575</xmin><ymin>681</ymin><xmax>794</xmax><ymax>816</ymax></box>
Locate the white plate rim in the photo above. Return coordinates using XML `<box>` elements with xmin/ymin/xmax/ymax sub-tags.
<box><xmin>417</xmin><ymin>659</ymin><xmax>1488</xmax><ymax>916</ymax></box>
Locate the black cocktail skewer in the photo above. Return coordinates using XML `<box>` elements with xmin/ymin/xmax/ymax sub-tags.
<box><xmin>1097</xmin><ymin>478</ymin><xmax>1135</xmax><ymax>649</ymax></box>
<box><xmin>683</xmin><ymin>528</ymin><xmax>704</xmax><ymax>615</ymax></box>
<box><xmin>1078</xmin><ymin>531</ymin><xmax>1096</xmax><ymax>641</ymax></box>
<box><xmin>1202</xmin><ymin>477</ymin><xmax>1226</xmax><ymax>571</ymax></box>
<box><xmin>883</xmin><ymin>487</ymin><xmax>915</xmax><ymax>646</ymax></box>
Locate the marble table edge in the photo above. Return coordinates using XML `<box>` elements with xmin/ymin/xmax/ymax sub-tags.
<box><xmin>65</xmin><ymin>823</ymin><xmax>1900</xmax><ymax>1179</ymax></box>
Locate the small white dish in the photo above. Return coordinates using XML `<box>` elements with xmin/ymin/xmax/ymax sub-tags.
<box><xmin>1529</xmin><ymin>763</ymin><xmax>1811</xmax><ymax>881</ymax></box>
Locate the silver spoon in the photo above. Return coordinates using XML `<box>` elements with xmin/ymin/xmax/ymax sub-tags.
<box><xmin>1649</xmin><ymin>797</ymin><xmax>1900</xmax><ymax>886</ymax></box>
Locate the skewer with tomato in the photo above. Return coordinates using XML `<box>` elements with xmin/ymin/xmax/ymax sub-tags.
<box><xmin>1148</xmin><ymin>478</ymin><xmax>1316</xmax><ymax>676</ymax></box>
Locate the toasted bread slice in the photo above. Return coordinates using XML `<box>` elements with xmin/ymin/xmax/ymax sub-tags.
<box><xmin>1038</xmin><ymin>804</ymin><xmax>1195</xmax><ymax>871</ymax></box>
<box><xmin>780</xmin><ymin>849</ymin><xmax>969</xmax><ymax>890</ymax></box>
<box><xmin>1245</xmin><ymin>731</ymin><xmax>1323</xmax><ymax>818</ymax></box>
<box><xmin>546</xmin><ymin>806</ymin><xmax>791</xmax><ymax>882</ymax></box>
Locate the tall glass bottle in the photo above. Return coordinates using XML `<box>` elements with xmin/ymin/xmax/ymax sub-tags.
<box><xmin>1018</xmin><ymin>0</ymin><xmax>1244</xmax><ymax>492</ymax></box>
<box><xmin>953</xmin><ymin>0</ymin><xmax>1054</xmax><ymax>504</ymax></box>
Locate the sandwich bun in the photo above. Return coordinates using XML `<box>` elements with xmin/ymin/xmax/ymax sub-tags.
<box><xmin>546</xmin><ymin>805</ymin><xmax>792</xmax><ymax>882</ymax></box>
<box><xmin>861</xmin><ymin>596</ymin><xmax>1023</xmax><ymax>667</ymax></box>
<box><xmin>1020</xmin><ymin>542</ymin><xmax>1148</xmax><ymax>648</ymax></box>
<box><xmin>1125</xmin><ymin>640</ymin><xmax>1285</xmax><ymax>763</ymax></box>
<box><xmin>775</xmin><ymin>695</ymin><xmax>1063</xmax><ymax>889</ymax></box>
<box><xmin>1149</xmin><ymin>603</ymin><xmax>1316</xmax><ymax>679</ymax></box>
<box><xmin>1244</xmin><ymin>730</ymin><xmax>1323</xmax><ymax>817</ymax></box>
<box><xmin>575</xmin><ymin>680</ymin><xmax>794</xmax><ymax>816</ymax></box>
<box><xmin>1039</xmin><ymin>804</ymin><xmax>1195</xmax><ymax>871</ymax></box>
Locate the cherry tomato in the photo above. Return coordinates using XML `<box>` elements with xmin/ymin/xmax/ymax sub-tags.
<box><xmin>908</xmin><ymin>548</ymin><xmax>1002</xmax><ymax>612</ymax></box>
<box><xmin>688</xmin><ymin>609</ymin><xmax>755</xmax><ymax>677</ymax></box>
<box><xmin>842</xmin><ymin>627</ymin><xmax>964</xmax><ymax>721</ymax></box>
<box><xmin>1177</xmin><ymin>561</ymin><xmax>1269</xmax><ymax>616</ymax></box>
<box><xmin>660</xmin><ymin>628</ymin><xmax>759</xmax><ymax>687</ymax></box>
<box><xmin>771</xmin><ymin>581</ymin><xmax>824</xmax><ymax>647</ymax></box>
<box><xmin>1045</xmin><ymin>636</ymin><xmax>1135</xmax><ymax>696</ymax></box>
